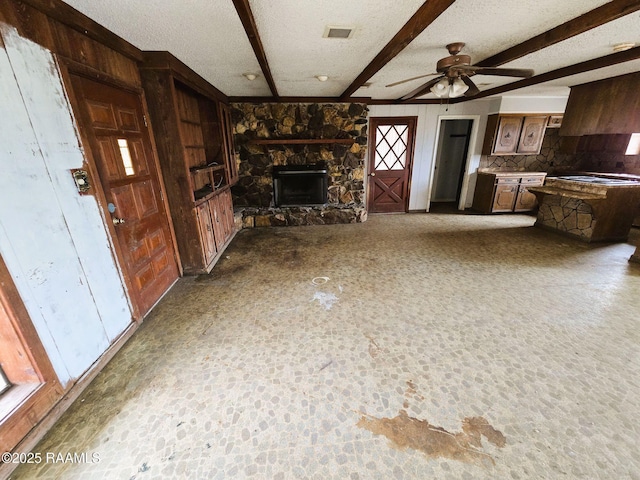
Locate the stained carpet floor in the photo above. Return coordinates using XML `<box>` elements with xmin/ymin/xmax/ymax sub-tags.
<box><xmin>11</xmin><ymin>212</ymin><xmax>640</xmax><ymax>479</ymax></box>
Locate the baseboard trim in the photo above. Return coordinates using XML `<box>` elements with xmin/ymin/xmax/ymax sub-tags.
<box><xmin>0</xmin><ymin>321</ymin><xmax>139</xmax><ymax>479</ymax></box>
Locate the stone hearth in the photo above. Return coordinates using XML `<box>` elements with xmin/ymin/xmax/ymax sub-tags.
<box><xmin>230</xmin><ymin>103</ymin><xmax>368</xmax><ymax>226</ymax></box>
<box><xmin>239</xmin><ymin>205</ymin><xmax>367</xmax><ymax>228</ymax></box>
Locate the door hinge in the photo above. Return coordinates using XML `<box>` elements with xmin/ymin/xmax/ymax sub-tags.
<box><xmin>143</xmin><ymin>115</ymin><xmax>148</xmax><ymax>128</ymax></box>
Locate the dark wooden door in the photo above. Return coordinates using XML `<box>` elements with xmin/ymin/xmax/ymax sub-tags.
<box><xmin>70</xmin><ymin>75</ymin><xmax>179</xmax><ymax>316</ymax></box>
<box><xmin>368</xmin><ymin>117</ymin><xmax>417</xmax><ymax>213</ymax></box>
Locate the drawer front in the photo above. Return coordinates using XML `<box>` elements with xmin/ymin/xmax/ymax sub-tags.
<box><xmin>520</xmin><ymin>175</ymin><xmax>545</xmax><ymax>186</ymax></box>
<box><xmin>495</xmin><ymin>177</ymin><xmax>520</xmax><ymax>185</ymax></box>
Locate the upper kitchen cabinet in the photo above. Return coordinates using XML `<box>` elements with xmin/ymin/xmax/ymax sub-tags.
<box><xmin>140</xmin><ymin>52</ymin><xmax>238</xmax><ymax>274</ymax></box>
<box><xmin>560</xmin><ymin>72</ymin><xmax>640</xmax><ymax>136</ymax></box>
<box><xmin>516</xmin><ymin>116</ymin><xmax>548</xmax><ymax>154</ymax></box>
<box><xmin>482</xmin><ymin>114</ymin><xmax>549</xmax><ymax>155</ymax></box>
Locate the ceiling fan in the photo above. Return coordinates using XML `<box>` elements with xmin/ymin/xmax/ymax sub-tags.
<box><xmin>387</xmin><ymin>43</ymin><xmax>534</xmax><ymax>101</ymax></box>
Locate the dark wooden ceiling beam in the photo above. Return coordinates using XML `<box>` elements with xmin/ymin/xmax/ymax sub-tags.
<box><xmin>339</xmin><ymin>0</ymin><xmax>456</xmax><ymax>101</ymax></box>
<box><xmin>232</xmin><ymin>0</ymin><xmax>279</xmax><ymax>99</ymax></box>
<box><xmin>228</xmin><ymin>96</ymin><xmax>374</xmax><ymax>104</ymax></box>
<box><xmin>476</xmin><ymin>0</ymin><xmax>640</xmax><ymax>67</ymax></box>
<box><xmin>468</xmin><ymin>46</ymin><xmax>640</xmax><ymax>101</ymax></box>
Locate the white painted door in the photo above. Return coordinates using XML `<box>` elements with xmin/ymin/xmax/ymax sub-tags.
<box><xmin>0</xmin><ymin>24</ymin><xmax>132</xmax><ymax>384</ymax></box>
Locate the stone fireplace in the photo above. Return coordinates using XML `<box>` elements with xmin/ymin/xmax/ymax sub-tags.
<box><xmin>230</xmin><ymin>103</ymin><xmax>368</xmax><ymax>227</ymax></box>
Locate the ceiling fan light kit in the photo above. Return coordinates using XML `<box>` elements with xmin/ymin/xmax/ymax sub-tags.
<box><xmin>430</xmin><ymin>77</ymin><xmax>449</xmax><ymax>96</ymax></box>
<box><xmin>430</xmin><ymin>77</ymin><xmax>469</xmax><ymax>98</ymax></box>
<box><xmin>392</xmin><ymin>42</ymin><xmax>535</xmax><ymax>101</ymax></box>
<box><xmin>450</xmin><ymin>77</ymin><xmax>469</xmax><ymax>97</ymax></box>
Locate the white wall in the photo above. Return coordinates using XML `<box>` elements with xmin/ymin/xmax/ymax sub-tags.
<box><xmin>0</xmin><ymin>25</ymin><xmax>132</xmax><ymax>387</ymax></box>
<box><xmin>369</xmin><ymin>99</ymin><xmax>493</xmax><ymax>210</ymax></box>
<box><xmin>369</xmin><ymin>95</ymin><xmax>569</xmax><ymax>211</ymax></box>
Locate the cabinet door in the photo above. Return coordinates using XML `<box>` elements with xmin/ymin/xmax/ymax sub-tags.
<box><xmin>195</xmin><ymin>202</ymin><xmax>217</xmax><ymax>265</ymax></box>
<box><xmin>493</xmin><ymin>116</ymin><xmax>523</xmax><ymax>154</ymax></box>
<box><xmin>492</xmin><ymin>181</ymin><xmax>518</xmax><ymax>212</ymax></box>
<box><xmin>517</xmin><ymin>116</ymin><xmax>548</xmax><ymax>154</ymax></box>
<box><xmin>514</xmin><ymin>175</ymin><xmax>545</xmax><ymax>212</ymax></box>
<box><xmin>208</xmin><ymin>195</ymin><xmax>226</xmax><ymax>252</ymax></box>
<box><xmin>220</xmin><ymin>190</ymin><xmax>235</xmax><ymax>243</ymax></box>
<box><xmin>514</xmin><ymin>187</ymin><xmax>538</xmax><ymax>211</ymax></box>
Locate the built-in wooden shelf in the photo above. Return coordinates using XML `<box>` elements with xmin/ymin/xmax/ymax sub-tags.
<box><xmin>250</xmin><ymin>138</ymin><xmax>355</xmax><ymax>145</ymax></box>
<box><xmin>189</xmin><ymin>164</ymin><xmax>226</xmax><ymax>174</ymax></box>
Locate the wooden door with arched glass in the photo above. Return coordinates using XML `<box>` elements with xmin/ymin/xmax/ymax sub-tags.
<box><xmin>367</xmin><ymin>117</ymin><xmax>417</xmax><ymax>213</ymax></box>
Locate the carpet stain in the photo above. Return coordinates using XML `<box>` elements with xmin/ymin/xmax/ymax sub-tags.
<box><xmin>357</xmin><ymin>410</ymin><xmax>506</xmax><ymax>466</ymax></box>
<box><xmin>357</xmin><ymin>382</ymin><xmax>507</xmax><ymax>465</ymax></box>
<box><xmin>403</xmin><ymin>380</ymin><xmax>424</xmax><ymax>408</ymax></box>
<box><xmin>365</xmin><ymin>335</ymin><xmax>381</xmax><ymax>358</ymax></box>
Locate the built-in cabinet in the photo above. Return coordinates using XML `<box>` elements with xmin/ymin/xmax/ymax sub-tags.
<box><xmin>472</xmin><ymin>172</ymin><xmax>546</xmax><ymax>213</ymax></box>
<box><xmin>482</xmin><ymin>114</ymin><xmax>550</xmax><ymax>155</ymax></box>
<box><xmin>195</xmin><ymin>189</ymin><xmax>235</xmax><ymax>267</ymax></box>
<box><xmin>140</xmin><ymin>52</ymin><xmax>237</xmax><ymax>274</ymax></box>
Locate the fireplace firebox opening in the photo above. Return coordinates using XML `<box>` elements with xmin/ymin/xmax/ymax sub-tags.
<box><xmin>272</xmin><ymin>163</ymin><xmax>328</xmax><ymax>207</ymax></box>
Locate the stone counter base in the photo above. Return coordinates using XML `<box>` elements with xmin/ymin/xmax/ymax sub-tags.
<box><xmin>236</xmin><ymin>205</ymin><xmax>367</xmax><ymax>228</ymax></box>
<box><xmin>535</xmin><ymin>195</ymin><xmax>595</xmax><ymax>241</ymax></box>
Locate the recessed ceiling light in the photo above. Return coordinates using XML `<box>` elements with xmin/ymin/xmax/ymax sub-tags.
<box><xmin>243</xmin><ymin>73</ymin><xmax>258</xmax><ymax>81</ymax></box>
<box><xmin>315</xmin><ymin>75</ymin><xmax>329</xmax><ymax>82</ymax></box>
<box><xmin>361</xmin><ymin>82</ymin><xmax>372</xmax><ymax>89</ymax></box>
<box><xmin>323</xmin><ymin>26</ymin><xmax>355</xmax><ymax>39</ymax></box>
<box><xmin>613</xmin><ymin>42</ymin><xmax>635</xmax><ymax>52</ymax></box>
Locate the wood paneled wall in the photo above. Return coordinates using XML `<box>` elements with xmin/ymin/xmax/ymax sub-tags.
<box><xmin>0</xmin><ymin>0</ymin><xmax>142</xmax><ymax>86</ymax></box>
<box><xmin>560</xmin><ymin>72</ymin><xmax>640</xmax><ymax>136</ymax></box>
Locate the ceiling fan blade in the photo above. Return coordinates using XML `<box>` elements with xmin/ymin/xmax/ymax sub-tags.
<box><xmin>461</xmin><ymin>76</ymin><xmax>480</xmax><ymax>96</ymax></box>
<box><xmin>385</xmin><ymin>73</ymin><xmax>438</xmax><ymax>88</ymax></box>
<box><xmin>399</xmin><ymin>76</ymin><xmax>444</xmax><ymax>101</ymax></box>
<box><xmin>470</xmin><ymin>66</ymin><xmax>534</xmax><ymax>78</ymax></box>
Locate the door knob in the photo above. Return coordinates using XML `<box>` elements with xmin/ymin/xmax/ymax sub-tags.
<box><xmin>369</xmin><ymin>172</ymin><xmax>376</xmax><ymax>177</ymax></box>
<box><xmin>112</xmin><ymin>217</ymin><xmax>126</xmax><ymax>225</ymax></box>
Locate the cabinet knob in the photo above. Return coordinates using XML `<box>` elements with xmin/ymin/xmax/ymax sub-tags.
<box><xmin>369</xmin><ymin>172</ymin><xmax>376</xmax><ymax>177</ymax></box>
<box><xmin>112</xmin><ymin>217</ymin><xmax>126</xmax><ymax>225</ymax></box>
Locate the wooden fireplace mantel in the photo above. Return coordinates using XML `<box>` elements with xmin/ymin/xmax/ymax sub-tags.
<box><xmin>249</xmin><ymin>138</ymin><xmax>355</xmax><ymax>145</ymax></box>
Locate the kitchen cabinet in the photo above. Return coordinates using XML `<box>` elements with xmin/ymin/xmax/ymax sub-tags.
<box><xmin>482</xmin><ymin>114</ymin><xmax>549</xmax><ymax>155</ymax></box>
<box><xmin>547</xmin><ymin>115</ymin><xmax>563</xmax><ymax>128</ymax></box>
<box><xmin>472</xmin><ymin>172</ymin><xmax>546</xmax><ymax>213</ymax></box>
<box><xmin>140</xmin><ymin>52</ymin><xmax>237</xmax><ymax>274</ymax></box>
<box><xmin>486</xmin><ymin>116</ymin><xmax>522</xmax><ymax>154</ymax></box>
<box><xmin>516</xmin><ymin>116</ymin><xmax>548</xmax><ymax>154</ymax></box>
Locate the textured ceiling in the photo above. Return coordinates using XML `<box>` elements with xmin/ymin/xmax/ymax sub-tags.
<box><xmin>248</xmin><ymin>0</ymin><xmax>426</xmax><ymax>97</ymax></box>
<box><xmin>62</xmin><ymin>0</ymin><xmax>640</xmax><ymax>101</ymax></box>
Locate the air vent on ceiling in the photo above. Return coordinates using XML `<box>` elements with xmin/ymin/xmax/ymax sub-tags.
<box><xmin>324</xmin><ymin>26</ymin><xmax>355</xmax><ymax>39</ymax></box>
